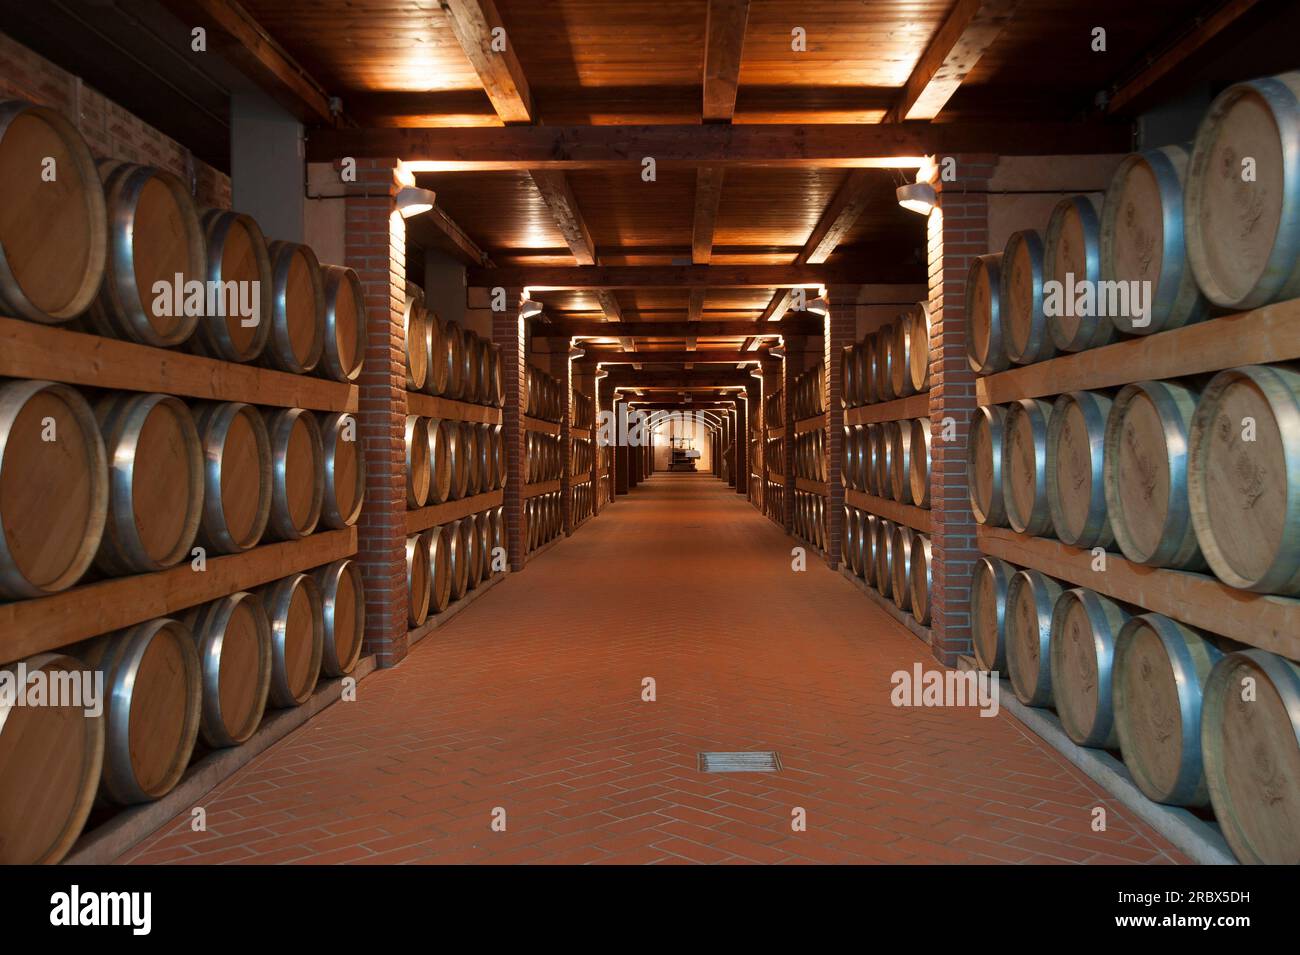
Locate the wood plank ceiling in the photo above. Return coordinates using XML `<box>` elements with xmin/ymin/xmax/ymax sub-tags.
<box><xmin>225</xmin><ymin>0</ymin><xmax>1254</xmax><ymax>384</ymax></box>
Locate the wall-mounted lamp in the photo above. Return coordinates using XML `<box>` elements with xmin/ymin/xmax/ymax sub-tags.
<box><xmin>519</xmin><ymin>295</ymin><xmax>545</xmax><ymax>322</ymax></box>
<box><xmin>595</xmin><ymin>367</ymin><xmax>609</xmax><ymax>379</ymax></box>
<box><xmin>569</xmin><ymin>345</ymin><xmax>585</xmax><ymax>360</ymax></box>
<box><xmin>396</xmin><ymin>186</ymin><xmax>437</xmax><ymax>218</ymax></box>
<box><xmin>749</xmin><ymin>367</ymin><xmax>764</xmax><ymax>378</ymax></box>
<box><xmin>770</xmin><ymin>345</ymin><xmax>786</xmax><ymax>359</ymax></box>
<box><xmin>805</xmin><ymin>288</ymin><xmax>830</xmax><ymax>317</ymax></box>
<box><xmin>896</xmin><ymin>181</ymin><xmax>937</xmax><ymax>217</ymax></box>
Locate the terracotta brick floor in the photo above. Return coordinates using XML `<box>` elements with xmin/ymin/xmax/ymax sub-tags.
<box><xmin>123</xmin><ymin>473</ymin><xmax>1185</xmax><ymax>865</ymax></box>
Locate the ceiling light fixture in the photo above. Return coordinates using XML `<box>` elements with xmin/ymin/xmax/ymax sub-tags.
<box><xmin>805</xmin><ymin>288</ymin><xmax>830</xmax><ymax>317</ymax></box>
<box><xmin>519</xmin><ymin>294</ymin><xmax>545</xmax><ymax>322</ymax></box>
<box><xmin>396</xmin><ymin>186</ymin><xmax>437</xmax><ymax>218</ymax></box>
<box><xmin>569</xmin><ymin>346</ymin><xmax>585</xmax><ymax>360</ymax></box>
<box><xmin>897</xmin><ymin>181</ymin><xmax>937</xmax><ymax>217</ymax></box>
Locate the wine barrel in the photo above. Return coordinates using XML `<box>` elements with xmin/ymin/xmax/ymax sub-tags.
<box><xmin>183</xmin><ymin>592</ymin><xmax>271</xmax><ymax>748</ymax></box>
<box><xmin>1103</xmin><ymin>380</ymin><xmax>1205</xmax><ymax>569</ymax></box>
<box><xmin>878</xmin><ymin>421</ymin><xmax>896</xmax><ymax>499</ymax></box>
<box><xmin>1189</xmin><ymin>365</ymin><xmax>1300</xmax><ymax>594</ymax></box>
<box><xmin>875</xmin><ymin>324</ymin><xmax>896</xmax><ymax>402</ymax></box>
<box><xmin>0</xmin><ymin>380</ymin><xmax>107</xmax><ymax>598</ymax></box>
<box><xmin>966</xmin><ymin>253</ymin><xmax>1009</xmax><ymax>374</ymax></box>
<box><xmin>95</xmin><ymin>392</ymin><xmax>203</xmax><ymax>575</ymax></box>
<box><xmin>1184</xmin><ymin>72</ymin><xmax>1300</xmax><ymax>310</ymax></box>
<box><xmin>859</xmin><ymin>513</ymin><xmax>876</xmax><ymax>586</ymax></box>
<box><xmin>491</xmin><ymin>505</ymin><xmax>505</xmax><ymax>571</ymax></box>
<box><xmin>475</xmin><ymin>510</ymin><xmax>492</xmax><ymax>583</ymax></box>
<box><xmin>854</xmin><ymin>425</ymin><xmax>868</xmax><ymax>492</ymax></box>
<box><xmin>489</xmin><ymin>344</ymin><xmax>505</xmax><ymax>408</ymax></box>
<box><xmin>89</xmin><ymin>162</ymin><xmax>203</xmax><ymax>347</ymax></box>
<box><xmin>462</xmin><ymin>421</ymin><xmax>482</xmax><ymax>497</ymax></box>
<box><xmin>404</xmin><ymin>415</ymin><xmax>431</xmax><ymax>509</ymax></box>
<box><xmin>265</xmin><ymin>241</ymin><xmax>325</xmax><ymax>374</ymax></box>
<box><xmin>0</xmin><ymin>101</ymin><xmax>106</xmax><ymax>324</ymax></box>
<box><xmin>1046</xmin><ymin>390</ymin><xmax>1114</xmax><ymax>549</ymax></box>
<box><xmin>908</xmin><ymin>418</ymin><xmax>931</xmax><ymax>507</ymax></box>
<box><xmin>424</xmin><ymin>418</ymin><xmax>452</xmax><ymax>505</ymax></box>
<box><xmin>1000</xmin><ymin>229</ymin><xmax>1057</xmax><ymax>365</ymax></box>
<box><xmin>440</xmin><ymin>520</ymin><xmax>464</xmax><ymax>604</ymax></box>
<box><xmin>890</xmin><ymin>316</ymin><xmax>917</xmax><ymax>399</ymax></box>
<box><xmin>971</xmin><ymin>556</ymin><xmax>1015</xmax><ymax>672</ymax></box>
<box><xmin>890</xmin><ymin>523</ymin><xmax>912</xmax><ymax>612</ymax></box>
<box><xmin>319</xmin><ymin>265</ymin><xmax>366</xmax><ymax>383</ymax></box>
<box><xmin>1045</xmin><ymin>195</ymin><xmax>1113</xmax><ymax>352</ymax></box>
<box><xmin>862</xmin><ymin>334</ymin><xmax>878</xmax><ymax>405</ymax></box>
<box><xmin>460</xmin><ymin>330</ymin><xmax>481</xmax><ymax>404</ymax></box>
<box><xmin>1002</xmin><ymin>398</ymin><xmax>1055</xmax><ymax>537</ymax></box>
<box><xmin>403</xmin><ymin>289</ymin><xmax>429</xmax><ymax>392</ymax></box>
<box><xmin>260</xmin><ymin>573</ymin><xmax>324</xmax><ymax>708</ymax></box>
<box><xmin>841</xmin><ymin>346</ymin><xmax>858</xmax><ymax>409</ymax></box>
<box><xmin>477</xmin><ymin>337</ymin><xmax>496</xmax><ymax>408</ymax></box>
<box><xmin>1005</xmin><ymin>569</ymin><xmax>1063</xmax><ymax>706</ymax></box>
<box><xmin>889</xmin><ymin>418</ymin><xmax>916</xmax><ymax>504</ymax></box>
<box><xmin>907</xmin><ymin>303</ymin><xmax>932</xmax><ymax>392</ymax></box>
<box><xmin>967</xmin><ymin>404</ymin><xmax>1008</xmax><ymax>526</ymax></box>
<box><xmin>1201</xmin><ymin>648</ymin><xmax>1300</xmax><ymax>864</ymax></box>
<box><xmin>443</xmin><ymin>321</ymin><xmax>466</xmax><ymax>400</ymax></box>
<box><xmin>313</xmin><ymin>558</ymin><xmax>365</xmax><ymax>677</ymax></box>
<box><xmin>1100</xmin><ymin>146</ymin><xmax>1207</xmax><ymax>334</ymax></box>
<box><xmin>874</xmin><ymin>518</ymin><xmax>894</xmax><ymax>599</ymax></box>
<box><xmin>450</xmin><ymin>420</ymin><xmax>470</xmax><ymax>500</ymax></box>
<box><xmin>319</xmin><ymin>412</ymin><xmax>365</xmax><ymax>529</ymax></box>
<box><xmin>77</xmin><ymin>618</ymin><xmax>201</xmax><ymax>805</ymax></box>
<box><xmin>264</xmin><ymin>408</ymin><xmax>324</xmax><ymax>540</ymax></box>
<box><xmin>1048</xmin><ymin>588</ymin><xmax>1130</xmax><ymax>748</ymax></box>
<box><xmin>421</xmin><ymin>526</ymin><xmax>451</xmax><ymax>613</ymax></box>
<box><xmin>418</xmin><ymin>307</ymin><xmax>444</xmax><ymax>399</ymax></box>
<box><xmin>909</xmin><ymin>531</ymin><xmax>932</xmax><ymax>625</ymax></box>
<box><xmin>195</xmin><ymin>209</ymin><xmax>272</xmax><ymax>362</ymax></box>
<box><xmin>478</xmin><ymin>422</ymin><xmax>495</xmax><ymax>491</ymax></box>
<box><xmin>450</xmin><ymin>518</ymin><xmax>471</xmax><ymax>599</ymax></box>
<box><xmin>192</xmin><ymin>401</ymin><xmax>271</xmax><ymax>555</ymax></box>
<box><xmin>0</xmin><ymin>652</ymin><xmax>104</xmax><ymax>864</ymax></box>
<box><xmin>1113</xmin><ymin>613</ymin><xmax>1223</xmax><ymax>807</ymax></box>
<box><xmin>843</xmin><ymin>505</ymin><xmax>859</xmax><ymax>574</ymax></box>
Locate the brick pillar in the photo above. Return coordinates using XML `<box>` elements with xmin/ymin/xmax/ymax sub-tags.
<box><xmin>614</xmin><ymin>399</ymin><xmax>630</xmax><ymax>495</ymax></box>
<box><xmin>733</xmin><ymin>401</ymin><xmax>746</xmax><ymax>493</ymax></box>
<box><xmin>562</xmin><ymin>353</ymin><xmax>573</xmax><ymax>535</ymax></box>
<box><xmin>781</xmin><ymin>340</ymin><xmax>798</xmax><ymax>533</ymax></box>
<box><xmin>595</xmin><ymin>374</ymin><xmax>612</xmax><ymax>511</ymax></box>
<box><xmin>346</xmin><ymin>159</ymin><xmax>407</xmax><ymax>667</ymax></box>
<box><xmin>930</xmin><ymin>155</ymin><xmax>995</xmax><ymax>666</ymax></box>
<box><xmin>492</xmin><ymin>288</ymin><xmax>525</xmax><ymax>571</ymax></box>
<box><xmin>825</xmin><ymin>290</ymin><xmax>854</xmax><ymax>568</ymax></box>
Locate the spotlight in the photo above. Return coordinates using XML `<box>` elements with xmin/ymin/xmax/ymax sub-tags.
<box><xmin>519</xmin><ymin>296</ymin><xmax>545</xmax><ymax>322</ymax></box>
<box><xmin>896</xmin><ymin>181</ymin><xmax>937</xmax><ymax>217</ymax></box>
<box><xmin>396</xmin><ymin>186</ymin><xmax>437</xmax><ymax>218</ymax></box>
<box><xmin>805</xmin><ymin>290</ymin><xmax>830</xmax><ymax>317</ymax></box>
<box><xmin>770</xmin><ymin>345</ymin><xmax>786</xmax><ymax>359</ymax></box>
<box><xmin>569</xmin><ymin>345</ymin><xmax>585</xmax><ymax>360</ymax></box>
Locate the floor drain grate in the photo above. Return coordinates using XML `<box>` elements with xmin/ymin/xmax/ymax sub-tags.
<box><xmin>698</xmin><ymin>751</ymin><xmax>782</xmax><ymax>773</ymax></box>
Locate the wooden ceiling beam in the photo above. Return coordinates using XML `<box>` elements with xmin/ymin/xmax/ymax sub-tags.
<box><xmin>159</xmin><ymin>0</ymin><xmax>334</xmax><ymax>123</ymax></box>
<box><xmin>702</xmin><ymin>0</ymin><xmax>752</xmax><ymax>122</ymax></box>
<box><xmin>606</xmin><ymin>373</ymin><xmax>752</xmax><ymax>387</ymax></box>
<box><xmin>589</xmin><ymin>351</ymin><xmax>759</xmax><ymax>364</ymax></box>
<box><xmin>469</xmin><ymin>264</ymin><xmax>883</xmax><ymax>289</ymax></box>
<box><xmin>691</xmin><ymin>167</ymin><xmax>725</xmax><ymax>264</ymax></box>
<box><xmin>886</xmin><ymin>0</ymin><xmax>1019</xmax><ymax>122</ymax></box>
<box><xmin>535</xmin><ymin>319</ymin><xmax>820</xmax><ymax>338</ymax></box>
<box><xmin>305</xmin><ymin>121</ymin><xmax>1132</xmax><ymax>168</ymax></box>
<box><xmin>440</xmin><ymin>0</ymin><xmax>533</xmax><ymax>124</ymax></box>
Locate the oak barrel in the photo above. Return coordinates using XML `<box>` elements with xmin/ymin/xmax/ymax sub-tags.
<box><xmin>426</xmin><ymin>418</ymin><xmax>453</xmax><ymax>505</ymax></box>
<box><xmin>1046</xmin><ymin>390</ymin><xmax>1114</xmax><ymax>549</ymax></box>
<box><xmin>423</xmin><ymin>525</ymin><xmax>452</xmax><ymax>614</ymax></box>
<box><xmin>319</xmin><ymin>412</ymin><xmax>365</xmax><ymax>529</ymax></box>
<box><xmin>195</xmin><ymin>209</ymin><xmax>272</xmax><ymax>362</ymax></box>
<box><xmin>489</xmin><ymin>343</ymin><xmax>505</xmax><ymax>408</ymax></box>
<box><xmin>89</xmin><ymin>161</ymin><xmax>203</xmax><ymax>347</ymax></box>
<box><xmin>1201</xmin><ymin>648</ymin><xmax>1300</xmax><ymax>864</ymax></box>
<box><xmin>450</xmin><ymin>518</ymin><xmax>470</xmax><ymax>599</ymax></box>
<box><xmin>461</xmin><ymin>330</ymin><xmax>482</xmax><ymax>405</ymax></box>
<box><xmin>843</xmin><ymin>506</ymin><xmax>860</xmax><ymax>575</ymax></box>
<box><xmin>971</xmin><ymin>555</ymin><xmax>1015</xmax><ymax>671</ymax></box>
<box><xmin>841</xmin><ymin>345</ymin><xmax>858</xmax><ymax>408</ymax></box>
<box><xmin>443</xmin><ymin>321</ymin><xmax>466</xmax><ymax>400</ymax></box>
<box><xmin>1048</xmin><ymin>588</ymin><xmax>1129</xmax><ymax>748</ymax></box>
<box><xmin>1100</xmin><ymin>146</ymin><xmax>1207</xmax><ymax>334</ymax></box>
<box><xmin>1000</xmin><ymin>229</ymin><xmax>1057</xmax><ymax>365</ymax></box>
<box><xmin>183</xmin><ymin>592</ymin><xmax>271</xmax><ymax>748</ymax></box>
<box><xmin>967</xmin><ymin>404</ymin><xmax>1008</xmax><ymax>526</ymax></box>
<box><xmin>0</xmin><ymin>100</ymin><xmax>106</xmax><ymax>323</ymax></box>
<box><xmin>890</xmin><ymin>524</ymin><xmax>912</xmax><ymax>611</ymax></box>
<box><xmin>0</xmin><ymin>653</ymin><xmax>104</xmax><ymax>864</ymax></box>
<box><xmin>192</xmin><ymin>401</ymin><xmax>272</xmax><ymax>554</ymax></box>
<box><xmin>889</xmin><ymin>418</ymin><xmax>915</xmax><ymax>505</ymax></box>
<box><xmin>1184</xmin><ymin>72</ymin><xmax>1300</xmax><ymax>310</ymax></box>
<box><xmin>0</xmin><ymin>380</ymin><xmax>107</xmax><ymax>598</ymax></box>
<box><xmin>1103</xmin><ymin>380</ymin><xmax>1205</xmax><ymax>569</ymax></box>
<box><xmin>475</xmin><ymin>510</ymin><xmax>492</xmax><ymax>584</ymax></box>
<box><xmin>1113</xmin><ymin>613</ymin><xmax>1223</xmax><ymax>807</ymax></box>
<box><xmin>861</xmin><ymin>513</ymin><xmax>878</xmax><ymax>587</ymax></box>
<box><xmin>260</xmin><ymin>573</ymin><xmax>324</xmax><ymax>708</ymax></box>
<box><xmin>424</xmin><ymin>304</ymin><xmax>448</xmax><ymax>396</ymax></box>
<box><xmin>491</xmin><ymin>505</ymin><xmax>505</xmax><ymax>572</ymax></box>
<box><xmin>76</xmin><ymin>618</ymin><xmax>201</xmax><ymax>805</ymax></box>
<box><xmin>441</xmin><ymin>521</ymin><xmax>464</xmax><ymax>604</ymax></box>
<box><xmin>449</xmin><ymin>419</ymin><xmax>470</xmax><ymax>500</ymax></box>
<box><xmin>405</xmin><ymin>415</ymin><xmax>431</xmax><ymax>509</ymax></box>
<box><xmin>313</xmin><ymin>558</ymin><xmax>365</xmax><ymax>677</ymax></box>
<box><xmin>405</xmin><ymin>533</ymin><xmax>431</xmax><ymax>627</ymax></box>
<box><xmin>319</xmin><ymin>265</ymin><xmax>366</xmax><ymax>383</ymax></box>
<box><xmin>1045</xmin><ymin>195</ymin><xmax>1113</xmax><ymax>352</ymax></box>
<box><xmin>264</xmin><ymin>241</ymin><xmax>325</xmax><ymax>374</ymax></box>
<box><xmin>403</xmin><ymin>288</ymin><xmax>429</xmax><ymax>392</ymax></box>
<box><xmin>874</xmin><ymin>517</ymin><xmax>894</xmax><ymax>599</ymax></box>
<box><xmin>1188</xmin><ymin>364</ymin><xmax>1300</xmax><ymax>594</ymax></box>
<box><xmin>889</xmin><ymin>315</ymin><xmax>917</xmax><ymax>398</ymax></box>
<box><xmin>263</xmin><ymin>408</ymin><xmax>324</xmax><ymax>540</ymax></box>
<box><xmin>1002</xmin><ymin>397</ymin><xmax>1055</xmax><ymax>537</ymax></box>
<box><xmin>478</xmin><ymin>422</ymin><xmax>495</xmax><ymax>491</ymax></box>
<box><xmin>909</xmin><ymin>531</ymin><xmax>932</xmax><ymax>625</ymax></box>
<box><xmin>906</xmin><ymin>302</ymin><xmax>932</xmax><ymax>393</ymax></box>
<box><xmin>1005</xmin><ymin>568</ymin><xmax>1063</xmax><ymax>707</ymax></box>
<box><xmin>965</xmin><ymin>253</ymin><xmax>1009</xmax><ymax>374</ymax></box>
<box><xmin>908</xmin><ymin>418</ymin><xmax>931</xmax><ymax>507</ymax></box>
<box><xmin>863</xmin><ymin>333</ymin><xmax>879</xmax><ymax>405</ymax></box>
<box><xmin>95</xmin><ymin>392</ymin><xmax>203</xmax><ymax>575</ymax></box>
<box><xmin>875</xmin><ymin>324</ymin><xmax>896</xmax><ymax>401</ymax></box>
<box><xmin>462</xmin><ymin>420</ymin><xmax>482</xmax><ymax>497</ymax></box>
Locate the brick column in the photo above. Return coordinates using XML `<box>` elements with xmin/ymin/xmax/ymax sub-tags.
<box><xmin>492</xmin><ymin>289</ymin><xmax>525</xmax><ymax>571</ymax></box>
<box><xmin>614</xmin><ymin>399</ymin><xmax>630</xmax><ymax>495</ymax></box>
<box><xmin>346</xmin><ymin>159</ymin><xmax>407</xmax><ymax>667</ymax></box>
<box><xmin>562</xmin><ymin>353</ymin><xmax>573</xmax><ymax>535</ymax></box>
<box><xmin>781</xmin><ymin>340</ymin><xmax>799</xmax><ymax>533</ymax></box>
<box><xmin>733</xmin><ymin>401</ymin><xmax>746</xmax><ymax>493</ymax></box>
<box><xmin>825</xmin><ymin>290</ymin><xmax>854</xmax><ymax>568</ymax></box>
<box><xmin>930</xmin><ymin>156</ymin><xmax>995</xmax><ymax>666</ymax></box>
<box><xmin>595</xmin><ymin>374</ymin><xmax>612</xmax><ymax>511</ymax></box>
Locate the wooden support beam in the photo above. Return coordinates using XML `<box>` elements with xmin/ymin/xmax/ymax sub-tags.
<box><xmin>606</xmin><ymin>372</ymin><xmax>752</xmax><ymax>387</ymax></box>
<box><xmin>535</xmin><ymin>319</ymin><xmax>821</xmax><ymax>338</ymax></box>
<box><xmin>469</xmin><ymin>263</ymin><xmax>882</xmax><ymax>289</ymax></box>
<box><xmin>886</xmin><ymin>0</ymin><xmax>1019</xmax><ymax>122</ymax></box>
<box><xmin>692</xmin><ymin>167</ymin><xmax>725</xmax><ymax>264</ymax></box>
<box><xmin>306</xmin><ymin>122</ymin><xmax>1133</xmax><ymax>168</ymax></box>
<box><xmin>590</xmin><ymin>351</ymin><xmax>758</xmax><ymax>364</ymax></box>
<box><xmin>160</xmin><ymin>0</ymin><xmax>334</xmax><ymax>123</ymax></box>
<box><xmin>406</xmin><ymin>202</ymin><xmax>494</xmax><ymax>268</ymax></box>
<box><xmin>530</xmin><ymin>169</ymin><xmax>596</xmax><ymax>264</ymax></box>
<box><xmin>441</xmin><ymin>0</ymin><xmax>533</xmax><ymax>123</ymax></box>
<box><xmin>702</xmin><ymin>1</ymin><xmax>751</xmax><ymax>122</ymax></box>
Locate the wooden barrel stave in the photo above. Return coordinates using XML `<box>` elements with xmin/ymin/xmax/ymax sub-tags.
<box><xmin>967</xmin><ymin>404</ymin><xmax>1008</xmax><ymax>526</ymax></box>
<box><xmin>1048</xmin><ymin>588</ymin><xmax>1130</xmax><ymax>748</ymax></box>
<box><xmin>1001</xmin><ymin>229</ymin><xmax>1058</xmax><ymax>365</ymax></box>
<box><xmin>265</xmin><ymin>241</ymin><xmax>325</xmax><ymax>374</ymax></box>
<box><xmin>260</xmin><ymin>572</ymin><xmax>324</xmax><ymax>708</ymax></box>
<box><xmin>313</xmin><ymin>558</ymin><xmax>365</xmax><ymax>677</ymax></box>
<box><xmin>1045</xmin><ymin>195</ymin><xmax>1113</xmax><ymax>353</ymax></box>
<box><xmin>1005</xmin><ymin>568</ymin><xmax>1063</xmax><ymax>706</ymax></box>
<box><xmin>1046</xmin><ymin>390</ymin><xmax>1114</xmax><ymax>549</ymax></box>
<box><xmin>909</xmin><ymin>531</ymin><xmax>932</xmax><ymax>625</ymax></box>
<box><xmin>1002</xmin><ymin>397</ymin><xmax>1056</xmax><ymax>537</ymax></box>
<box><xmin>263</xmin><ymin>408</ymin><xmax>324</xmax><ymax>540</ymax></box>
<box><xmin>195</xmin><ymin>209</ymin><xmax>272</xmax><ymax>362</ymax></box>
<box><xmin>318</xmin><ymin>265</ymin><xmax>366</xmax><ymax>383</ymax></box>
<box><xmin>966</xmin><ymin>253</ymin><xmax>1010</xmax><ymax>374</ymax></box>
<box><xmin>320</xmin><ymin>412</ymin><xmax>365</xmax><ymax>529</ymax></box>
<box><xmin>183</xmin><ymin>591</ymin><xmax>272</xmax><ymax>748</ymax></box>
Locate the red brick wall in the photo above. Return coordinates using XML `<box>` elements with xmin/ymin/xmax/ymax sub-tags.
<box><xmin>0</xmin><ymin>31</ymin><xmax>231</xmax><ymax>209</ymax></box>
<box><xmin>928</xmin><ymin>155</ymin><xmax>995</xmax><ymax>666</ymax></box>
<box><xmin>493</xmin><ymin>294</ymin><xmax>525</xmax><ymax>570</ymax></box>
<box><xmin>346</xmin><ymin>160</ymin><xmax>408</xmax><ymax>667</ymax></box>
<box><xmin>825</xmin><ymin>292</ymin><xmax>855</xmax><ymax>569</ymax></box>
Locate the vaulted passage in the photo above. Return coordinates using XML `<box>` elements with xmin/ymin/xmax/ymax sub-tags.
<box><xmin>124</xmin><ymin>474</ymin><xmax>1181</xmax><ymax>865</ymax></box>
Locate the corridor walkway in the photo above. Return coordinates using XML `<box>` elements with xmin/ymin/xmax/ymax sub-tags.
<box><xmin>124</xmin><ymin>474</ymin><xmax>1184</xmax><ymax>864</ymax></box>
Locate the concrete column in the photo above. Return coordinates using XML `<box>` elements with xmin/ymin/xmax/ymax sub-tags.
<box><xmin>230</xmin><ymin>90</ymin><xmax>304</xmax><ymax>242</ymax></box>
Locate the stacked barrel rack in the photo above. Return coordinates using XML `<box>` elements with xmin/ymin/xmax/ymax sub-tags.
<box><xmin>959</xmin><ymin>72</ymin><xmax>1300</xmax><ymax>866</ymax></box>
<box><xmin>761</xmin><ymin>386</ymin><xmax>786</xmax><ymax>526</ymax></box>
<box><xmin>0</xmin><ymin>101</ymin><xmax>366</xmax><ymax>863</ymax></box>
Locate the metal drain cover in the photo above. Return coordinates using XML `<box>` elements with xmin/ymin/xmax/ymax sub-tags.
<box><xmin>698</xmin><ymin>751</ymin><xmax>781</xmax><ymax>773</ymax></box>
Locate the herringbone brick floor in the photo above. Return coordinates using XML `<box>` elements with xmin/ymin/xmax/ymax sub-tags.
<box><xmin>123</xmin><ymin>474</ymin><xmax>1185</xmax><ymax>865</ymax></box>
